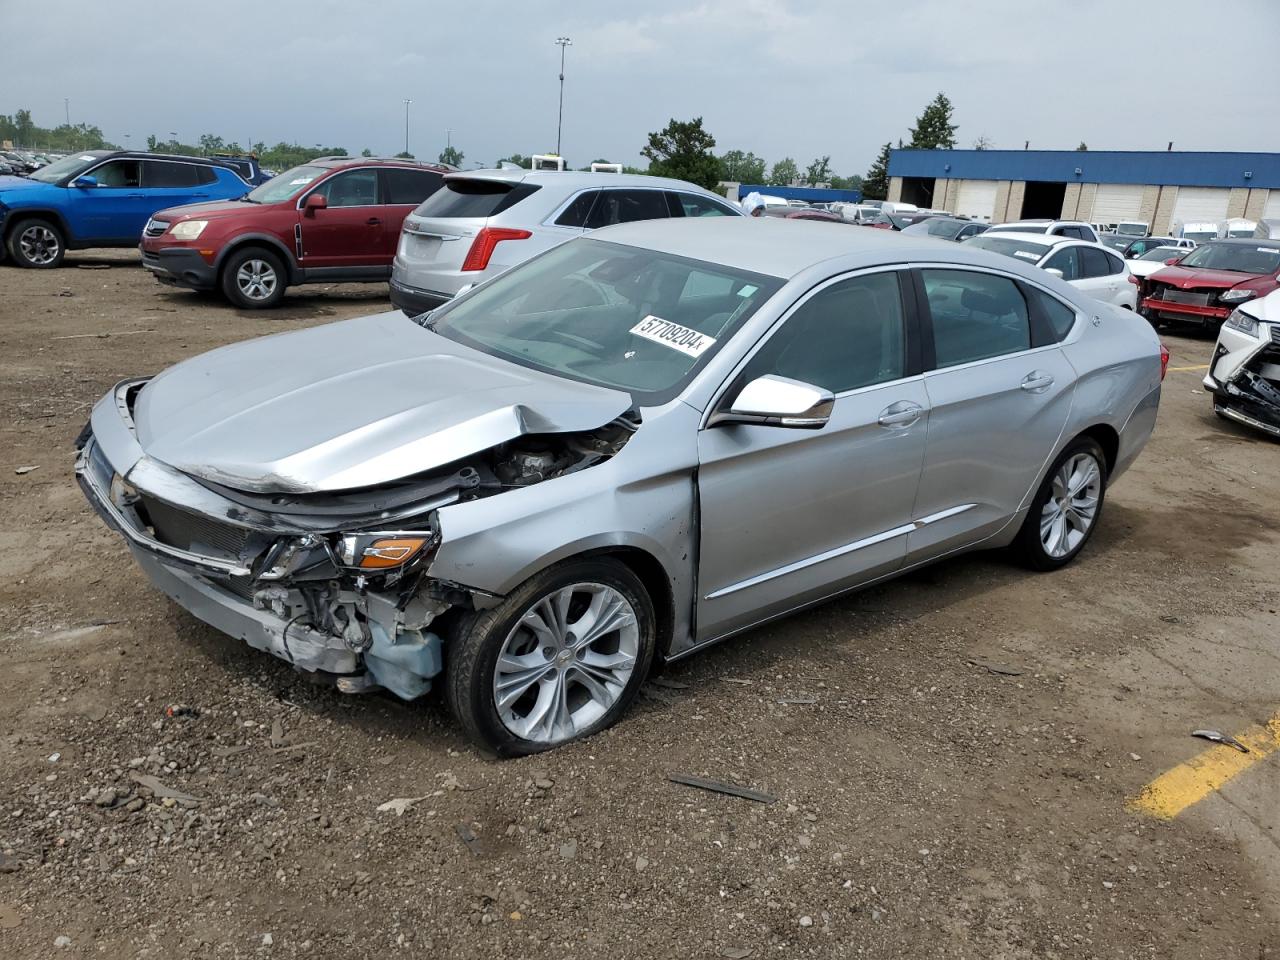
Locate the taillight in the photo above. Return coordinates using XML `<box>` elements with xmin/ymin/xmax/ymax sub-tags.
<box><xmin>461</xmin><ymin>227</ymin><xmax>532</xmax><ymax>272</ymax></box>
<box><xmin>1159</xmin><ymin>343</ymin><xmax>1170</xmax><ymax>381</ymax></box>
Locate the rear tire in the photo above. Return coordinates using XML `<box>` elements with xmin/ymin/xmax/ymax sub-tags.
<box><xmin>220</xmin><ymin>247</ymin><xmax>287</xmax><ymax>309</ymax></box>
<box><xmin>444</xmin><ymin>558</ymin><xmax>657</xmax><ymax>756</ymax></box>
<box><xmin>6</xmin><ymin>218</ymin><xmax>65</xmax><ymax>268</ymax></box>
<box><xmin>1014</xmin><ymin>437</ymin><xmax>1108</xmax><ymax>571</ymax></box>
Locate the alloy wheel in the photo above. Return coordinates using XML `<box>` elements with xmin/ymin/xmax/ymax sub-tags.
<box><xmin>235</xmin><ymin>259</ymin><xmax>278</xmax><ymax>301</ymax></box>
<box><xmin>19</xmin><ymin>224</ymin><xmax>59</xmax><ymax>265</ymax></box>
<box><xmin>1040</xmin><ymin>452</ymin><xmax>1101</xmax><ymax>559</ymax></box>
<box><xmin>493</xmin><ymin>582</ymin><xmax>639</xmax><ymax>745</ymax></box>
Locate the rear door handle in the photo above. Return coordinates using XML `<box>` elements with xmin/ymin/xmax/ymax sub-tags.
<box><xmin>878</xmin><ymin>401</ymin><xmax>924</xmax><ymax>427</ymax></box>
<box><xmin>366</xmin><ymin>217</ymin><xmax>382</xmax><ymax>225</ymax></box>
<box><xmin>127</xmin><ymin>193</ymin><xmax>145</xmax><ymax>199</ymax></box>
<box><xmin>1020</xmin><ymin>372</ymin><xmax>1054</xmax><ymax>393</ymax></box>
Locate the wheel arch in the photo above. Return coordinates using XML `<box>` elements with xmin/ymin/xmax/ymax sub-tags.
<box><xmin>214</xmin><ymin>234</ymin><xmax>300</xmax><ymax>284</ymax></box>
<box><xmin>1072</xmin><ymin>422</ymin><xmax>1120</xmax><ymax>477</ymax></box>
<box><xmin>4</xmin><ymin>207</ymin><xmax>75</xmax><ymax>245</ymax></box>
<box><xmin>575</xmin><ymin>545</ymin><xmax>676</xmax><ymax>663</ymax></box>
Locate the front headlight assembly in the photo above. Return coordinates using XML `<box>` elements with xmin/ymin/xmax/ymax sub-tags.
<box><xmin>1219</xmin><ymin>288</ymin><xmax>1257</xmax><ymax>304</ymax></box>
<box><xmin>170</xmin><ymin>220</ymin><xmax>208</xmax><ymax>240</ymax></box>
<box><xmin>337</xmin><ymin>533</ymin><xmax>435</xmax><ymax>570</ymax></box>
<box><xmin>1224</xmin><ymin>309</ymin><xmax>1259</xmax><ymax>337</ymax></box>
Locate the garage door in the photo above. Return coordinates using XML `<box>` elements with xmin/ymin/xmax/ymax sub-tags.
<box><xmin>1090</xmin><ymin>184</ymin><xmax>1144</xmax><ymax>223</ymax></box>
<box><xmin>1264</xmin><ymin>190</ymin><xmax>1280</xmax><ymax>219</ymax></box>
<box><xmin>1171</xmin><ymin>186</ymin><xmax>1230</xmax><ymax>225</ymax></box>
<box><xmin>954</xmin><ymin>180</ymin><xmax>997</xmax><ymax>221</ymax></box>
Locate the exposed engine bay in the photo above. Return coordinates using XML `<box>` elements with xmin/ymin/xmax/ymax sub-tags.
<box><xmin>1211</xmin><ymin>328</ymin><xmax>1280</xmax><ymax>438</ymax></box>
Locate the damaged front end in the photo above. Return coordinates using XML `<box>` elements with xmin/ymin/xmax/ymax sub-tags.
<box><xmin>77</xmin><ymin>378</ymin><xmax>636</xmax><ymax>699</ymax></box>
<box><xmin>1205</xmin><ymin>307</ymin><xmax>1280</xmax><ymax>439</ymax></box>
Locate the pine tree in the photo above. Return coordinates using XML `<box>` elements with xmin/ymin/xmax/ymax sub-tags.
<box><xmin>908</xmin><ymin>93</ymin><xmax>958</xmax><ymax>150</ymax></box>
<box><xmin>862</xmin><ymin>143</ymin><xmax>891</xmax><ymax>200</ymax></box>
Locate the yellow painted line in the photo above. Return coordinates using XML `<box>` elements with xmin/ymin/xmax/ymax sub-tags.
<box><xmin>1127</xmin><ymin>713</ymin><xmax>1280</xmax><ymax>820</ymax></box>
<box><xmin>1167</xmin><ymin>364</ymin><xmax>1209</xmax><ymax>372</ymax></box>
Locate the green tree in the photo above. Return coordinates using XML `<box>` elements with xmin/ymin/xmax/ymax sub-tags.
<box><xmin>439</xmin><ymin>145</ymin><xmax>464</xmax><ymax>167</ymax></box>
<box><xmin>641</xmin><ymin>116</ymin><xmax>721</xmax><ymax>190</ymax></box>
<box><xmin>972</xmin><ymin>135</ymin><xmax>993</xmax><ymax>150</ymax></box>
<box><xmin>14</xmin><ymin>109</ymin><xmax>34</xmax><ymax>146</ymax></box>
<box><xmin>862</xmin><ymin>143</ymin><xmax>891</xmax><ymax>200</ymax></box>
<box><xmin>830</xmin><ymin>173</ymin><xmax>864</xmax><ymax>192</ymax></box>
<box><xmin>804</xmin><ymin>155</ymin><xmax>832</xmax><ymax>185</ymax></box>
<box><xmin>908</xmin><ymin>93</ymin><xmax>958</xmax><ymax>150</ymax></box>
<box><xmin>393</xmin><ymin>151</ymin><xmax>415</xmax><ymax>160</ymax></box>
<box><xmin>719</xmin><ymin>149</ymin><xmax>766</xmax><ymax>184</ymax></box>
<box><xmin>199</xmin><ymin>133</ymin><xmax>225</xmax><ymax>155</ymax></box>
<box><xmin>498</xmin><ymin>153</ymin><xmax>531</xmax><ymax>169</ymax></box>
<box><xmin>360</xmin><ymin>147</ymin><xmax>373</xmax><ymax>157</ymax></box>
<box><xmin>767</xmin><ymin>157</ymin><xmax>798</xmax><ymax>187</ymax></box>
<box><xmin>1077</xmin><ymin>141</ymin><xmax>1088</xmax><ymax>151</ymax></box>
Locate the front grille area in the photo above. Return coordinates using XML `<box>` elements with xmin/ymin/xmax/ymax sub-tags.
<box><xmin>1159</xmin><ymin>289</ymin><xmax>1213</xmax><ymax>307</ymax></box>
<box><xmin>144</xmin><ymin>219</ymin><xmax>168</xmax><ymax>238</ymax></box>
<box><xmin>139</xmin><ymin>496</ymin><xmax>251</xmax><ymax>560</ymax></box>
<box><xmin>1271</xmin><ymin>326</ymin><xmax>1280</xmax><ymax>346</ymax></box>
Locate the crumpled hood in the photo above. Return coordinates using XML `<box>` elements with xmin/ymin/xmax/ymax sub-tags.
<box><xmin>1150</xmin><ymin>265</ymin><xmax>1260</xmax><ymax>290</ymax></box>
<box><xmin>133</xmin><ymin>311</ymin><xmax>633</xmax><ymax>494</ymax></box>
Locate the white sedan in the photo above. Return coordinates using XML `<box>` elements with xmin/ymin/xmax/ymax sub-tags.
<box><xmin>963</xmin><ymin>232</ymin><xmax>1138</xmax><ymax>310</ymax></box>
<box><xmin>1126</xmin><ymin>245</ymin><xmax>1187</xmax><ymax>282</ymax></box>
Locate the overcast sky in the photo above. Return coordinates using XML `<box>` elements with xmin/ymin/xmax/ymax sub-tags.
<box><xmin>3</xmin><ymin>0</ymin><xmax>1278</xmax><ymax>174</ymax></box>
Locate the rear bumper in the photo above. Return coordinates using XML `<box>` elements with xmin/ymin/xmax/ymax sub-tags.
<box><xmin>1140</xmin><ymin>296</ymin><xmax>1229</xmax><ymax>325</ymax></box>
<box><xmin>140</xmin><ymin>246</ymin><xmax>217</xmax><ymax>290</ymax></box>
<box><xmin>389</xmin><ymin>276</ymin><xmax>451</xmax><ymax>316</ymax></box>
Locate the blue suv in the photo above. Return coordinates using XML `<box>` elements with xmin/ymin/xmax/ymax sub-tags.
<box><xmin>0</xmin><ymin>150</ymin><xmax>249</xmax><ymax>268</ymax></box>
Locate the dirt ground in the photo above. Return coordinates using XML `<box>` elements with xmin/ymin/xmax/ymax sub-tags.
<box><xmin>1</xmin><ymin>249</ymin><xmax>1277</xmax><ymax>959</ymax></box>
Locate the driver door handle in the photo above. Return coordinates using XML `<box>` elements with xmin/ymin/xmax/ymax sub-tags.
<box><xmin>878</xmin><ymin>401</ymin><xmax>924</xmax><ymax>427</ymax></box>
<box><xmin>1020</xmin><ymin>372</ymin><xmax>1054</xmax><ymax>393</ymax></box>
<box><xmin>365</xmin><ymin>217</ymin><xmax>382</xmax><ymax>225</ymax></box>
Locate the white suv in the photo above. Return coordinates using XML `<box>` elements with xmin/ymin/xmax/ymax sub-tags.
<box><xmin>963</xmin><ymin>232</ymin><xmax>1137</xmax><ymax>310</ymax></box>
<box><xmin>988</xmin><ymin>219</ymin><xmax>1100</xmax><ymax>243</ymax></box>
<box><xmin>390</xmin><ymin>171</ymin><xmax>742</xmax><ymax>314</ymax></box>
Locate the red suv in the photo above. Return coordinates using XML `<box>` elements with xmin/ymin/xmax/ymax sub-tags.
<box><xmin>1140</xmin><ymin>239</ymin><xmax>1280</xmax><ymax>327</ymax></box>
<box><xmin>140</xmin><ymin>157</ymin><xmax>448</xmax><ymax>308</ymax></box>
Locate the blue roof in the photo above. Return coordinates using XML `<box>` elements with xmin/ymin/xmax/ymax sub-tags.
<box><xmin>888</xmin><ymin>149</ymin><xmax>1280</xmax><ymax>190</ymax></box>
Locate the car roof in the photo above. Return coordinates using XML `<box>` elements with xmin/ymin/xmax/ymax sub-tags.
<box><xmin>1207</xmin><ymin>237</ymin><xmax>1280</xmax><ymax>249</ymax></box>
<box><xmin>103</xmin><ymin>151</ymin><xmax>239</xmax><ymax>171</ymax></box>
<box><xmin>308</xmin><ymin>156</ymin><xmax>450</xmax><ymax>172</ymax></box>
<box><xmin>444</xmin><ymin>168</ymin><xmax>724</xmax><ymax>195</ymax></box>
<box><xmin>992</xmin><ymin>219</ymin><xmax>1091</xmax><ymax>229</ymax></box>
<box><xmin>589</xmin><ymin>217</ymin><xmax>1065</xmax><ymax>280</ymax></box>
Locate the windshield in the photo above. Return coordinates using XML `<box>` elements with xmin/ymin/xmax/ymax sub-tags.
<box><xmin>1176</xmin><ymin>242</ymin><xmax>1280</xmax><ymax>275</ymax></box>
<box><xmin>1183</xmin><ymin>231</ymin><xmax>1216</xmax><ymax>243</ymax></box>
<box><xmin>245</xmin><ymin>164</ymin><xmax>327</xmax><ymax>203</ymax></box>
<box><xmin>964</xmin><ymin>234</ymin><xmax>1050</xmax><ymax>263</ymax></box>
<box><xmin>424</xmin><ymin>238</ymin><xmax>784</xmax><ymax>403</ymax></box>
<box><xmin>1139</xmin><ymin>247</ymin><xmax>1183</xmax><ymax>262</ymax></box>
<box><xmin>1101</xmin><ymin>236</ymin><xmax>1132</xmax><ymax>250</ymax></box>
<box><xmin>1227</xmin><ymin>228</ymin><xmax>1255</xmax><ymax>238</ymax></box>
<box><xmin>1115</xmin><ymin>222</ymin><xmax>1147</xmax><ymax>236</ymax></box>
<box><xmin>27</xmin><ymin>152</ymin><xmax>105</xmax><ymax>184</ymax></box>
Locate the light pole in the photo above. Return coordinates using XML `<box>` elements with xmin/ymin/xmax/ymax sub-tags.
<box><xmin>404</xmin><ymin>99</ymin><xmax>412</xmax><ymax>156</ymax></box>
<box><xmin>554</xmin><ymin>37</ymin><xmax>571</xmax><ymax>157</ymax></box>
<box><xmin>447</xmin><ymin>128</ymin><xmax>452</xmax><ymax>149</ymax></box>
<box><xmin>64</xmin><ymin>98</ymin><xmax>70</xmax><ymax>127</ymax></box>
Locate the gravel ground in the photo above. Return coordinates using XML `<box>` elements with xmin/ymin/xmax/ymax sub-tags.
<box><xmin>1</xmin><ymin>250</ymin><xmax>1277</xmax><ymax>959</ymax></box>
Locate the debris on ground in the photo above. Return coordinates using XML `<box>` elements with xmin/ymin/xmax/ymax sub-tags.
<box><xmin>14</xmin><ymin>465</ymin><xmax>39</xmax><ymax>475</ymax></box>
<box><xmin>667</xmin><ymin>773</ymin><xmax>777</xmax><ymax>804</ymax></box>
<box><xmin>719</xmin><ymin>677</ymin><xmax>753</xmax><ymax>685</ymax></box>
<box><xmin>376</xmin><ymin>796</ymin><xmax>428</xmax><ymax>816</ymax></box>
<box><xmin>1191</xmin><ymin>729</ymin><xmax>1250</xmax><ymax>753</ymax></box>
<box><xmin>649</xmin><ymin>677</ymin><xmax>690</xmax><ymax>690</ymax></box>
<box><xmin>455</xmin><ymin>822</ymin><xmax>485</xmax><ymax>857</ymax></box>
<box><xmin>128</xmin><ymin>772</ymin><xmax>203</xmax><ymax>803</ymax></box>
<box><xmin>777</xmin><ymin>697</ymin><xmax>817</xmax><ymax>705</ymax></box>
<box><xmin>719</xmin><ymin>948</ymin><xmax>753</xmax><ymax>959</ymax></box>
<box><xmin>967</xmin><ymin>658</ymin><xmax>1024</xmax><ymax>676</ymax></box>
<box><xmin>164</xmin><ymin>704</ymin><xmax>199</xmax><ymax>718</ymax></box>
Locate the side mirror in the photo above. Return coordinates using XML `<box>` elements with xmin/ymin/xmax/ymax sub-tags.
<box><xmin>72</xmin><ymin>175</ymin><xmax>98</xmax><ymax>188</ymax></box>
<box><xmin>709</xmin><ymin>375</ymin><xmax>834</xmax><ymax>429</ymax></box>
<box><xmin>1044</xmin><ymin>268</ymin><xmax>1064</xmax><ymax>279</ymax></box>
<box><xmin>1164</xmin><ymin>257</ymin><xmax>1180</xmax><ymax>266</ymax></box>
<box><xmin>303</xmin><ymin>193</ymin><xmax>327</xmax><ymax>215</ymax></box>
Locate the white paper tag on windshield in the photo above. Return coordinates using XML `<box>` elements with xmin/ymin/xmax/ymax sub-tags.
<box><xmin>630</xmin><ymin>315</ymin><xmax>717</xmax><ymax>358</ymax></box>
<box><xmin>1259</xmin><ymin>247</ymin><xmax>1278</xmax><ymax>255</ymax></box>
<box><xmin>1013</xmin><ymin>250</ymin><xmax>1040</xmax><ymax>260</ymax></box>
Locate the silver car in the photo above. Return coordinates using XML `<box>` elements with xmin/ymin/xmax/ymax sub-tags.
<box><xmin>77</xmin><ymin>220</ymin><xmax>1164</xmax><ymax>755</ymax></box>
<box><xmin>388</xmin><ymin>169</ymin><xmax>742</xmax><ymax>315</ymax></box>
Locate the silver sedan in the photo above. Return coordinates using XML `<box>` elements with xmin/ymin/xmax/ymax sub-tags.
<box><xmin>77</xmin><ymin>219</ymin><xmax>1165</xmax><ymax>755</ymax></box>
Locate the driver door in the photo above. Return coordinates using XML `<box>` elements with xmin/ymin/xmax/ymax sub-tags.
<box><xmin>695</xmin><ymin>269</ymin><xmax>930</xmax><ymax>642</ymax></box>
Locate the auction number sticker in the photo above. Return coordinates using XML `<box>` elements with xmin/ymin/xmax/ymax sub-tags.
<box><xmin>630</xmin><ymin>315</ymin><xmax>717</xmax><ymax>358</ymax></box>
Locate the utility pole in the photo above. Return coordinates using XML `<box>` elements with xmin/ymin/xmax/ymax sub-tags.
<box><xmin>404</xmin><ymin>99</ymin><xmax>412</xmax><ymax>156</ymax></box>
<box><xmin>64</xmin><ymin>98</ymin><xmax>70</xmax><ymax>127</ymax></box>
<box><xmin>447</xmin><ymin>128</ymin><xmax>452</xmax><ymax>149</ymax></box>
<box><xmin>555</xmin><ymin>37</ymin><xmax>571</xmax><ymax>157</ymax></box>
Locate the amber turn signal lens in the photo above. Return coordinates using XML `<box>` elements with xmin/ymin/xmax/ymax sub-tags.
<box><xmin>359</xmin><ymin>537</ymin><xmax>428</xmax><ymax>569</ymax></box>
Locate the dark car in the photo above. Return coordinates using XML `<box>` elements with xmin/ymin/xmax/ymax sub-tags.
<box><xmin>210</xmin><ymin>153</ymin><xmax>272</xmax><ymax>186</ymax></box>
<box><xmin>0</xmin><ymin>151</ymin><xmax>251</xmax><ymax>268</ymax></box>
<box><xmin>761</xmin><ymin>207</ymin><xmax>852</xmax><ymax>223</ymax></box>
<box><xmin>1141</xmin><ymin>239</ymin><xmax>1280</xmax><ymax>327</ymax></box>
<box><xmin>901</xmin><ymin>216</ymin><xmax>989</xmax><ymax>242</ymax></box>
<box><xmin>141</xmin><ymin>156</ymin><xmax>449</xmax><ymax>308</ymax></box>
<box><xmin>870</xmin><ymin>211</ymin><xmax>938</xmax><ymax>231</ymax></box>
<box><xmin>1103</xmin><ymin>235</ymin><xmax>1182</xmax><ymax>258</ymax></box>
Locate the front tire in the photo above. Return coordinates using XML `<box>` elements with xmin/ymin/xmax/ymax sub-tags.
<box><xmin>445</xmin><ymin>558</ymin><xmax>657</xmax><ymax>756</ymax></box>
<box><xmin>6</xmin><ymin>218</ymin><xmax>65</xmax><ymax>268</ymax></box>
<box><xmin>220</xmin><ymin>247</ymin><xmax>287</xmax><ymax>309</ymax></box>
<box><xmin>1014</xmin><ymin>438</ymin><xmax>1108</xmax><ymax>571</ymax></box>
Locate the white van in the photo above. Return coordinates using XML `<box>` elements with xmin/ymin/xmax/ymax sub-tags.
<box><xmin>1174</xmin><ymin>221</ymin><xmax>1218</xmax><ymax>244</ymax></box>
<box><xmin>1219</xmin><ymin>218</ymin><xmax>1257</xmax><ymax>239</ymax></box>
<box><xmin>879</xmin><ymin>201</ymin><xmax>919</xmax><ymax>215</ymax></box>
<box><xmin>1114</xmin><ymin>221</ymin><xmax>1149</xmax><ymax>238</ymax></box>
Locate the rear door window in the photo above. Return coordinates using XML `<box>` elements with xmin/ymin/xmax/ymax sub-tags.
<box><xmin>555</xmin><ymin>191</ymin><xmax>600</xmax><ymax>227</ymax></box>
<box><xmin>382</xmin><ymin>168</ymin><xmax>444</xmax><ymax>205</ymax></box>
<box><xmin>142</xmin><ymin>161</ymin><xmax>201</xmax><ymax>188</ymax></box>
<box><xmin>584</xmin><ymin>189</ymin><xmax>670</xmax><ymax>229</ymax></box>
<box><xmin>668</xmin><ymin>192</ymin><xmax>738</xmax><ymax>218</ymax></box>
<box><xmin>1079</xmin><ymin>247</ymin><xmax>1114</xmax><ymax>278</ymax></box>
<box><xmin>922</xmin><ymin>269</ymin><xmax>1031</xmax><ymax>368</ymax></box>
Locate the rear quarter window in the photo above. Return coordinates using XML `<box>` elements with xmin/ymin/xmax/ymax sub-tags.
<box><xmin>142</xmin><ymin>161</ymin><xmax>201</xmax><ymax>188</ymax></box>
<box><xmin>414</xmin><ymin>179</ymin><xmax>540</xmax><ymax>218</ymax></box>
